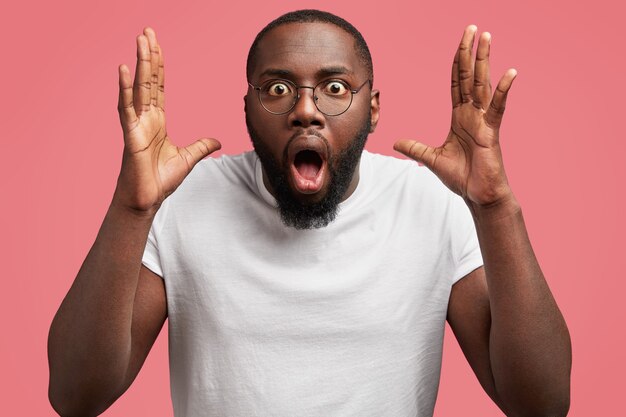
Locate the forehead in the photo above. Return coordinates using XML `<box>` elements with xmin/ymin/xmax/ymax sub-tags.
<box><xmin>252</xmin><ymin>22</ymin><xmax>363</xmax><ymax>80</ymax></box>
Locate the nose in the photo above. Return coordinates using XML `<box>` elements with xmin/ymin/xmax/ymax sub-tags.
<box><xmin>288</xmin><ymin>86</ymin><xmax>325</xmax><ymax>128</ymax></box>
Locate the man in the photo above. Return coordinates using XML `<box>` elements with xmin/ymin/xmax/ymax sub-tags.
<box><xmin>48</xmin><ymin>9</ymin><xmax>571</xmax><ymax>417</ymax></box>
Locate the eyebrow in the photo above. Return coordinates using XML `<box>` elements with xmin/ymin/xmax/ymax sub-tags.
<box><xmin>316</xmin><ymin>66</ymin><xmax>354</xmax><ymax>77</ymax></box>
<box><xmin>258</xmin><ymin>68</ymin><xmax>292</xmax><ymax>78</ymax></box>
<box><xmin>258</xmin><ymin>65</ymin><xmax>354</xmax><ymax>80</ymax></box>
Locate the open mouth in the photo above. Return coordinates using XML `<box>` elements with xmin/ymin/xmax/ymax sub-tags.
<box><xmin>294</xmin><ymin>150</ymin><xmax>323</xmax><ymax>180</ymax></box>
<box><xmin>290</xmin><ymin>149</ymin><xmax>326</xmax><ymax>194</ymax></box>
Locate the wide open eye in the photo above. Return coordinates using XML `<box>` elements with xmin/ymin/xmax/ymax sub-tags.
<box><xmin>265</xmin><ymin>81</ymin><xmax>293</xmax><ymax>96</ymax></box>
<box><xmin>321</xmin><ymin>80</ymin><xmax>349</xmax><ymax>96</ymax></box>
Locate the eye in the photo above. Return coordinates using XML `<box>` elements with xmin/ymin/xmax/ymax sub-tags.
<box><xmin>322</xmin><ymin>80</ymin><xmax>349</xmax><ymax>96</ymax></box>
<box><xmin>265</xmin><ymin>81</ymin><xmax>292</xmax><ymax>96</ymax></box>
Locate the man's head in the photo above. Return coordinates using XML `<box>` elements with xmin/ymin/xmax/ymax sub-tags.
<box><xmin>244</xmin><ymin>9</ymin><xmax>380</xmax><ymax>229</ymax></box>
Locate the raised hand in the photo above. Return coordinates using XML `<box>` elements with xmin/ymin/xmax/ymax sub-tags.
<box><xmin>394</xmin><ymin>25</ymin><xmax>517</xmax><ymax>208</ymax></box>
<box><xmin>115</xmin><ymin>27</ymin><xmax>221</xmax><ymax>214</ymax></box>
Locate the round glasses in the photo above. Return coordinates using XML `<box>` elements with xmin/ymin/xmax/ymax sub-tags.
<box><xmin>248</xmin><ymin>78</ymin><xmax>371</xmax><ymax>116</ymax></box>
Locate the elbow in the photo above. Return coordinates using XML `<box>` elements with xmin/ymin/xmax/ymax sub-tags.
<box><xmin>49</xmin><ymin>394</ymin><xmax>80</xmax><ymax>417</ymax></box>
<box><xmin>522</xmin><ymin>402</ymin><xmax>570</xmax><ymax>417</ymax></box>
<box><xmin>501</xmin><ymin>392</ymin><xmax>570</xmax><ymax>417</ymax></box>
<box><xmin>47</xmin><ymin>349</ymin><xmax>127</xmax><ymax>416</ymax></box>
<box><xmin>48</xmin><ymin>377</ymin><xmax>121</xmax><ymax>417</ymax></box>
<box><xmin>495</xmin><ymin>360</ymin><xmax>572</xmax><ymax>417</ymax></box>
<box><xmin>48</xmin><ymin>388</ymin><xmax>85</xmax><ymax>417</ymax></box>
<box><xmin>48</xmin><ymin>385</ymin><xmax>97</xmax><ymax>417</ymax></box>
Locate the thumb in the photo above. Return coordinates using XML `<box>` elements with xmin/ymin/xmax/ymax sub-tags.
<box><xmin>182</xmin><ymin>138</ymin><xmax>222</xmax><ymax>169</ymax></box>
<box><xmin>393</xmin><ymin>139</ymin><xmax>437</xmax><ymax>170</ymax></box>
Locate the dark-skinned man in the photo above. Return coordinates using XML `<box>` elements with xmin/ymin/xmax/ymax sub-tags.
<box><xmin>48</xmin><ymin>9</ymin><xmax>571</xmax><ymax>417</ymax></box>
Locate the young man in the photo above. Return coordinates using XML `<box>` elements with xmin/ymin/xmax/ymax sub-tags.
<box><xmin>48</xmin><ymin>10</ymin><xmax>571</xmax><ymax>417</ymax></box>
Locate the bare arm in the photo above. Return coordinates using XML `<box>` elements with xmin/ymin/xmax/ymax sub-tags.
<box><xmin>48</xmin><ymin>208</ymin><xmax>166</xmax><ymax>416</ymax></box>
<box><xmin>448</xmin><ymin>215</ymin><xmax>572</xmax><ymax>416</ymax></box>
<box><xmin>47</xmin><ymin>27</ymin><xmax>220</xmax><ymax>416</ymax></box>
<box><xmin>395</xmin><ymin>26</ymin><xmax>571</xmax><ymax>416</ymax></box>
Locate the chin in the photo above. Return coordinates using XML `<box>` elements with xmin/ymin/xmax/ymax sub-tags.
<box><xmin>245</xmin><ymin>112</ymin><xmax>371</xmax><ymax>229</ymax></box>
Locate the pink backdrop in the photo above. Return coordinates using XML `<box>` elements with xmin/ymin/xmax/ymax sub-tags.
<box><xmin>2</xmin><ymin>0</ymin><xmax>623</xmax><ymax>415</ymax></box>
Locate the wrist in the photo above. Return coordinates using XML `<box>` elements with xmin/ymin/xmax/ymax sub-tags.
<box><xmin>109</xmin><ymin>193</ymin><xmax>160</xmax><ymax>221</ymax></box>
<box><xmin>466</xmin><ymin>190</ymin><xmax>521</xmax><ymax>224</ymax></box>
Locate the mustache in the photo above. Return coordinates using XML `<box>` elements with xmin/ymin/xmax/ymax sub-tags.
<box><xmin>288</xmin><ymin>129</ymin><xmax>324</xmax><ymax>142</ymax></box>
<box><xmin>282</xmin><ymin>129</ymin><xmax>329</xmax><ymax>163</ymax></box>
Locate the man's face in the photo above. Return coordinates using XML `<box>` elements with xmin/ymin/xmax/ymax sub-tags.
<box><xmin>245</xmin><ymin>22</ymin><xmax>380</xmax><ymax>229</ymax></box>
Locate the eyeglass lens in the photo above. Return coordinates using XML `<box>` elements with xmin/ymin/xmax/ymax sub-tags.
<box><xmin>259</xmin><ymin>79</ymin><xmax>354</xmax><ymax>116</ymax></box>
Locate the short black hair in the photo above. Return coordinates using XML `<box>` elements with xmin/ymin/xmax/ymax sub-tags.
<box><xmin>246</xmin><ymin>9</ymin><xmax>373</xmax><ymax>85</ymax></box>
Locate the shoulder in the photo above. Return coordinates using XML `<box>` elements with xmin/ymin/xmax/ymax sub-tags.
<box><xmin>193</xmin><ymin>151</ymin><xmax>256</xmax><ymax>180</ymax></box>
<box><xmin>362</xmin><ymin>150</ymin><xmax>452</xmax><ymax>199</ymax></box>
<box><xmin>156</xmin><ymin>150</ymin><xmax>262</xmax><ymax>217</ymax></box>
<box><xmin>175</xmin><ymin>151</ymin><xmax>257</xmax><ymax>193</ymax></box>
<box><xmin>361</xmin><ymin>151</ymin><xmax>472</xmax><ymax>232</ymax></box>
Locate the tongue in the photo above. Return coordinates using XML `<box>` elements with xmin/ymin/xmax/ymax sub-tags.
<box><xmin>296</xmin><ymin>161</ymin><xmax>320</xmax><ymax>179</ymax></box>
<box><xmin>294</xmin><ymin>151</ymin><xmax>322</xmax><ymax>180</ymax></box>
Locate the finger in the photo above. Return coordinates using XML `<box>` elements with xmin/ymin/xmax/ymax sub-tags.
<box><xmin>133</xmin><ymin>35</ymin><xmax>151</xmax><ymax>115</ymax></box>
<box><xmin>181</xmin><ymin>138</ymin><xmax>222</xmax><ymax>169</ymax></box>
<box><xmin>473</xmin><ymin>32</ymin><xmax>492</xmax><ymax>109</ymax></box>
<box><xmin>118</xmin><ymin>64</ymin><xmax>138</xmax><ymax>129</ymax></box>
<box><xmin>451</xmin><ymin>48</ymin><xmax>461</xmax><ymax>108</ymax></box>
<box><xmin>143</xmin><ymin>27</ymin><xmax>160</xmax><ymax>108</ymax></box>
<box><xmin>458</xmin><ymin>25</ymin><xmax>477</xmax><ymax>104</ymax></box>
<box><xmin>485</xmin><ymin>69</ymin><xmax>517</xmax><ymax>129</ymax></box>
<box><xmin>157</xmin><ymin>44</ymin><xmax>165</xmax><ymax>110</ymax></box>
<box><xmin>393</xmin><ymin>139</ymin><xmax>438</xmax><ymax>171</ymax></box>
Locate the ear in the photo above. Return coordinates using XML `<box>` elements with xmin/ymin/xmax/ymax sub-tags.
<box><xmin>243</xmin><ymin>94</ymin><xmax>248</xmax><ymax>113</ymax></box>
<box><xmin>369</xmin><ymin>89</ymin><xmax>380</xmax><ymax>133</ymax></box>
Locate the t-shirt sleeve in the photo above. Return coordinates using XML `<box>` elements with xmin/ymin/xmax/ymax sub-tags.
<box><xmin>142</xmin><ymin>222</ymin><xmax>164</xmax><ymax>278</ymax></box>
<box><xmin>141</xmin><ymin>199</ymin><xmax>170</xmax><ymax>279</ymax></box>
<box><xmin>449</xmin><ymin>194</ymin><xmax>484</xmax><ymax>285</ymax></box>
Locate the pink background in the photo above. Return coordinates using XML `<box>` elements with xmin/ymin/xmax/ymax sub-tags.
<box><xmin>1</xmin><ymin>0</ymin><xmax>623</xmax><ymax>415</ymax></box>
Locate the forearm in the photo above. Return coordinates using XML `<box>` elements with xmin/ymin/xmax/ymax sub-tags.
<box><xmin>48</xmin><ymin>197</ymin><xmax>157</xmax><ymax>415</ymax></box>
<box><xmin>470</xmin><ymin>196</ymin><xmax>571</xmax><ymax>417</ymax></box>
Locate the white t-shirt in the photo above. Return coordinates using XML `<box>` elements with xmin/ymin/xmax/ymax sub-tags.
<box><xmin>142</xmin><ymin>150</ymin><xmax>483</xmax><ymax>417</ymax></box>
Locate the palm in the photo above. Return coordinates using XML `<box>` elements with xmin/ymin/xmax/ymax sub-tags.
<box><xmin>395</xmin><ymin>26</ymin><xmax>517</xmax><ymax>207</ymax></box>
<box><xmin>122</xmin><ymin>107</ymin><xmax>180</xmax><ymax>208</ymax></box>
<box><xmin>434</xmin><ymin>103</ymin><xmax>503</xmax><ymax>205</ymax></box>
<box><xmin>116</xmin><ymin>28</ymin><xmax>220</xmax><ymax>212</ymax></box>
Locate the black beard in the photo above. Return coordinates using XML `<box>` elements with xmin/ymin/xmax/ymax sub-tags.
<box><xmin>246</xmin><ymin>115</ymin><xmax>371</xmax><ymax>230</ymax></box>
